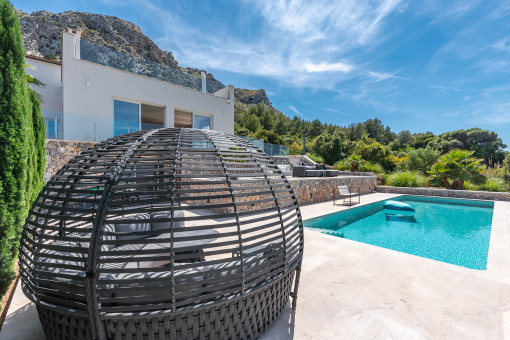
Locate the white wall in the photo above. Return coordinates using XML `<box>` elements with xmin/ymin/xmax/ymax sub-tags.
<box><xmin>61</xmin><ymin>31</ymin><xmax>234</xmax><ymax>141</ymax></box>
<box><xmin>25</xmin><ymin>57</ymin><xmax>62</xmax><ymax>113</ymax></box>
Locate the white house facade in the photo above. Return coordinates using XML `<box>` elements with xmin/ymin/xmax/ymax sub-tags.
<box><xmin>26</xmin><ymin>29</ymin><xmax>234</xmax><ymax>142</ymax></box>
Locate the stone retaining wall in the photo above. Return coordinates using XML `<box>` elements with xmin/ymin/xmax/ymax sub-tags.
<box><xmin>376</xmin><ymin>185</ymin><xmax>510</xmax><ymax>201</ymax></box>
<box><xmin>44</xmin><ymin>139</ymin><xmax>378</xmax><ymax>207</ymax></box>
<box><xmin>289</xmin><ymin>176</ymin><xmax>377</xmax><ymax>205</ymax></box>
<box><xmin>45</xmin><ymin>139</ymin><xmax>96</xmax><ymax>182</ymax></box>
<box><xmin>336</xmin><ymin>171</ymin><xmax>376</xmax><ymax>176</ymax></box>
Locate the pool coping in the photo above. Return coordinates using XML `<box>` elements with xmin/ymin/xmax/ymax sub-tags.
<box><xmin>376</xmin><ymin>185</ymin><xmax>510</xmax><ymax>201</ymax></box>
<box><xmin>303</xmin><ymin>194</ymin><xmax>495</xmax><ymax>271</ymax></box>
<box><xmin>258</xmin><ymin>193</ymin><xmax>510</xmax><ymax>339</ymax></box>
<box><xmin>302</xmin><ymin>193</ymin><xmax>510</xmax><ymax>283</ymax></box>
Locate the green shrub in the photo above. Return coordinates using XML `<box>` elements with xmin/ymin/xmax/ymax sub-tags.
<box><xmin>306</xmin><ymin>152</ymin><xmax>324</xmax><ymax>164</ymax></box>
<box><xmin>381</xmin><ymin>172</ymin><xmax>389</xmax><ymax>185</ymax></box>
<box><xmin>333</xmin><ymin>154</ymin><xmax>384</xmax><ymax>173</ymax></box>
<box><xmin>385</xmin><ymin>171</ymin><xmax>427</xmax><ymax>187</ymax></box>
<box><xmin>333</xmin><ymin>159</ymin><xmax>351</xmax><ymax>171</ymax></box>
<box><xmin>503</xmin><ymin>153</ymin><xmax>510</xmax><ymax>174</ymax></box>
<box><xmin>255</xmin><ymin>129</ymin><xmax>284</xmax><ymax>145</ymax></box>
<box><xmin>359</xmin><ymin>162</ymin><xmax>384</xmax><ymax>173</ymax></box>
<box><xmin>0</xmin><ymin>0</ymin><xmax>45</xmax><ymax>299</ymax></box>
<box><xmin>0</xmin><ymin>0</ymin><xmax>30</xmax><ymax>297</ymax></box>
<box><xmin>476</xmin><ymin>177</ymin><xmax>508</xmax><ymax>192</ymax></box>
<box><xmin>463</xmin><ymin>180</ymin><xmax>477</xmax><ymax>191</ymax></box>
<box><xmin>333</xmin><ymin>154</ymin><xmax>363</xmax><ymax>171</ymax></box>
<box><xmin>398</xmin><ymin>148</ymin><xmax>440</xmax><ymax>174</ymax></box>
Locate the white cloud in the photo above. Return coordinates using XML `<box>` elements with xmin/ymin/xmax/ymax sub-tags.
<box><xmin>128</xmin><ymin>0</ymin><xmax>402</xmax><ymax>88</ymax></box>
<box><xmin>368</xmin><ymin>71</ymin><xmax>410</xmax><ymax>82</ymax></box>
<box><xmin>288</xmin><ymin>105</ymin><xmax>304</xmax><ymax>117</ymax></box>
<box><xmin>430</xmin><ymin>85</ymin><xmax>460</xmax><ymax>92</ymax></box>
<box><xmin>304</xmin><ymin>61</ymin><xmax>353</xmax><ymax>73</ymax></box>
<box><xmin>492</xmin><ymin>38</ymin><xmax>510</xmax><ymax>53</ymax></box>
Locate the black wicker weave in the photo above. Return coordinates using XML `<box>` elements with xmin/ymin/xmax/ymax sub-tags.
<box><xmin>19</xmin><ymin>128</ymin><xmax>304</xmax><ymax>340</ymax></box>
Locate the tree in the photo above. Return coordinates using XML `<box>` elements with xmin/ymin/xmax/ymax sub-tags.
<box><xmin>244</xmin><ymin>114</ymin><xmax>261</xmax><ymax>133</ymax></box>
<box><xmin>353</xmin><ymin>137</ymin><xmax>394</xmax><ymax>171</ymax></box>
<box><xmin>412</xmin><ymin>132</ymin><xmax>435</xmax><ymax>149</ymax></box>
<box><xmin>259</xmin><ymin>108</ymin><xmax>274</xmax><ymax>130</ymax></box>
<box><xmin>307</xmin><ymin>119</ymin><xmax>323</xmax><ymax>139</ymax></box>
<box><xmin>247</xmin><ymin>103</ymin><xmax>266</xmax><ymax>117</ymax></box>
<box><xmin>311</xmin><ymin>134</ymin><xmax>347</xmax><ymax>165</ymax></box>
<box><xmin>254</xmin><ymin>129</ymin><xmax>284</xmax><ymax>145</ymax></box>
<box><xmin>273</xmin><ymin>114</ymin><xmax>289</xmax><ymax>135</ymax></box>
<box><xmin>364</xmin><ymin>118</ymin><xmax>385</xmax><ymax>142</ymax></box>
<box><xmin>397</xmin><ymin>130</ymin><xmax>413</xmax><ymax>145</ymax></box>
<box><xmin>346</xmin><ymin>122</ymin><xmax>367</xmax><ymax>141</ymax></box>
<box><xmin>27</xmin><ymin>89</ymin><xmax>46</xmax><ymax>204</ymax></box>
<box><xmin>0</xmin><ymin>0</ymin><xmax>31</xmax><ymax>296</ymax></box>
<box><xmin>428</xmin><ymin>128</ymin><xmax>506</xmax><ymax>166</ymax></box>
<box><xmin>399</xmin><ymin>148</ymin><xmax>439</xmax><ymax>174</ymax></box>
<box><xmin>428</xmin><ymin>149</ymin><xmax>485</xmax><ymax>190</ymax></box>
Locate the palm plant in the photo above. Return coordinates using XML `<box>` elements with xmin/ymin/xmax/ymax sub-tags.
<box><xmin>334</xmin><ymin>154</ymin><xmax>365</xmax><ymax>171</ymax></box>
<box><xmin>428</xmin><ymin>149</ymin><xmax>485</xmax><ymax>190</ymax></box>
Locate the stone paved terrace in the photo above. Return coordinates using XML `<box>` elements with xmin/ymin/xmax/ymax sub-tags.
<box><xmin>2</xmin><ymin>193</ymin><xmax>510</xmax><ymax>339</ymax></box>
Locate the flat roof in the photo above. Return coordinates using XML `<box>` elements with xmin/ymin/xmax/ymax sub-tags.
<box><xmin>25</xmin><ymin>54</ymin><xmax>62</xmax><ymax>66</ymax></box>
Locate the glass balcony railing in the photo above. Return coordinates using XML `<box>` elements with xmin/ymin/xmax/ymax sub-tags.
<box><xmin>241</xmin><ymin>136</ymin><xmax>289</xmax><ymax>156</ymax></box>
<box><xmin>79</xmin><ymin>40</ymin><xmax>225</xmax><ymax>95</ymax></box>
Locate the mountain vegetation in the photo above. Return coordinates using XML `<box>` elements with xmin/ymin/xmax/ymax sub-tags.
<box><xmin>234</xmin><ymin>98</ymin><xmax>509</xmax><ymax>191</ymax></box>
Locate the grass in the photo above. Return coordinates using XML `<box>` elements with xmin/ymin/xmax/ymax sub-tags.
<box><xmin>384</xmin><ymin>171</ymin><xmax>427</xmax><ymax>187</ymax></box>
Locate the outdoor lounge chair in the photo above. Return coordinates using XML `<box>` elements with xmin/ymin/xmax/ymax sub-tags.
<box><xmin>19</xmin><ymin>128</ymin><xmax>304</xmax><ymax>340</ymax></box>
<box><xmin>333</xmin><ymin>184</ymin><xmax>360</xmax><ymax>206</ymax></box>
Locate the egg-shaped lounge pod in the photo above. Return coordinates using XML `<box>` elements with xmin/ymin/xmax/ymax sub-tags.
<box><xmin>19</xmin><ymin>128</ymin><xmax>304</xmax><ymax>340</ymax></box>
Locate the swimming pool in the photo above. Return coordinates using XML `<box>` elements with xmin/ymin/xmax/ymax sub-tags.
<box><xmin>304</xmin><ymin>196</ymin><xmax>494</xmax><ymax>270</ymax></box>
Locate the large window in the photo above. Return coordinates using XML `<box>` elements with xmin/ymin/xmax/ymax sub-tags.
<box><xmin>193</xmin><ymin>114</ymin><xmax>212</xmax><ymax>130</ymax></box>
<box><xmin>114</xmin><ymin>100</ymin><xmax>165</xmax><ymax>136</ymax></box>
<box><xmin>114</xmin><ymin>100</ymin><xmax>139</xmax><ymax>136</ymax></box>
<box><xmin>174</xmin><ymin>110</ymin><xmax>212</xmax><ymax>130</ymax></box>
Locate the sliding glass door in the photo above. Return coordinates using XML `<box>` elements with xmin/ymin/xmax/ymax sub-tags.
<box><xmin>114</xmin><ymin>100</ymin><xmax>140</xmax><ymax>136</ymax></box>
<box><xmin>114</xmin><ymin>100</ymin><xmax>165</xmax><ymax>136</ymax></box>
<box><xmin>174</xmin><ymin>110</ymin><xmax>213</xmax><ymax>130</ymax></box>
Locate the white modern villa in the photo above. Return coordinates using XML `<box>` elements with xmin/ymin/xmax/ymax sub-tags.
<box><xmin>26</xmin><ymin>29</ymin><xmax>234</xmax><ymax>142</ymax></box>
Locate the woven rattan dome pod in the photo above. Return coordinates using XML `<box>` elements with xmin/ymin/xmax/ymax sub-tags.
<box><xmin>19</xmin><ymin>128</ymin><xmax>304</xmax><ymax>340</ymax></box>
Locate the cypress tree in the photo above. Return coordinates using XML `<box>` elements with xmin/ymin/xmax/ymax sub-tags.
<box><xmin>0</xmin><ymin>0</ymin><xmax>30</xmax><ymax>296</ymax></box>
<box><xmin>26</xmin><ymin>89</ymin><xmax>45</xmax><ymax>205</ymax></box>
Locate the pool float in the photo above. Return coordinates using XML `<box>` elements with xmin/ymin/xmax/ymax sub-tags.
<box><xmin>383</xmin><ymin>200</ymin><xmax>415</xmax><ymax>216</ymax></box>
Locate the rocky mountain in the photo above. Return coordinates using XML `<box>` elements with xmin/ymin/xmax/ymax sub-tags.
<box><xmin>16</xmin><ymin>9</ymin><xmax>280</xmax><ymax>112</ymax></box>
<box><xmin>234</xmin><ymin>88</ymin><xmax>282</xmax><ymax>114</ymax></box>
<box><xmin>15</xmin><ymin>9</ymin><xmax>218</xmax><ymax>81</ymax></box>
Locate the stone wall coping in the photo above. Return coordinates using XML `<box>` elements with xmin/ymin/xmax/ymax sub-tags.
<box><xmin>376</xmin><ymin>185</ymin><xmax>510</xmax><ymax>201</ymax></box>
<box><xmin>46</xmin><ymin>139</ymin><xmax>97</xmax><ymax>144</ymax></box>
<box><xmin>288</xmin><ymin>175</ymin><xmax>375</xmax><ymax>182</ymax></box>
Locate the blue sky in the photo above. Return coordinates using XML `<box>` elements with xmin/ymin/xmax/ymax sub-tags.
<box><xmin>13</xmin><ymin>0</ymin><xmax>510</xmax><ymax>146</ymax></box>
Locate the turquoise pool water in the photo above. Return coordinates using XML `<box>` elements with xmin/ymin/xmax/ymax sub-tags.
<box><xmin>304</xmin><ymin>196</ymin><xmax>494</xmax><ymax>270</ymax></box>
